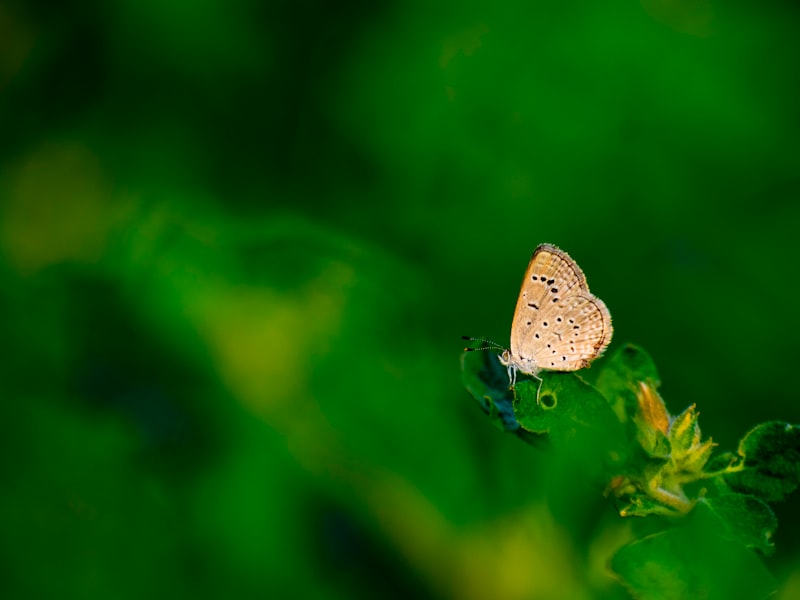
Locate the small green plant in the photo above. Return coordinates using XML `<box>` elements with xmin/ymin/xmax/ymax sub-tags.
<box><xmin>462</xmin><ymin>343</ymin><xmax>800</xmax><ymax>600</ymax></box>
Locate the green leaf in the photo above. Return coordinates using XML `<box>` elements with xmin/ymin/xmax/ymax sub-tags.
<box><xmin>611</xmin><ymin>502</ymin><xmax>776</xmax><ymax>600</ymax></box>
<box><xmin>616</xmin><ymin>493</ymin><xmax>688</xmax><ymax>518</ymax></box>
<box><xmin>637</xmin><ymin>423</ymin><xmax>672</xmax><ymax>459</ymax></box>
<box><xmin>594</xmin><ymin>344</ymin><xmax>660</xmax><ymax>424</ymax></box>
<box><xmin>460</xmin><ymin>350</ymin><xmax>545</xmax><ymax>446</ymax></box>
<box><xmin>700</xmin><ymin>494</ymin><xmax>777</xmax><ymax>556</ymax></box>
<box><xmin>513</xmin><ymin>372</ymin><xmax>620</xmax><ymax>436</ymax></box>
<box><xmin>724</xmin><ymin>421</ymin><xmax>800</xmax><ymax>503</ymax></box>
<box><xmin>669</xmin><ymin>404</ymin><xmax>701</xmax><ymax>456</ymax></box>
<box><xmin>706</xmin><ymin>450</ymin><xmax>738</xmax><ymax>473</ymax></box>
<box><xmin>513</xmin><ymin>371</ymin><xmax>628</xmax><ymax>479</ymax></box>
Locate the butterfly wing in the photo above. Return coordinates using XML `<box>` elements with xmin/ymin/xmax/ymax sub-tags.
<box><xmin>532</xmin><ymin>294</ymin><xmax>613</xmax><ymax>371</ymax></box>
<box><xmin>509</xmin><ymin>244</ymin><xmax>612</xmax><ymax>373</ymax></box>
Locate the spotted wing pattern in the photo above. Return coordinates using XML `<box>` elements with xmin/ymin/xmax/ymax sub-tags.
<box><xmin>508</xmin><ymin>244</ymin><xmax>612</xmax><ymax>375</ymax></box>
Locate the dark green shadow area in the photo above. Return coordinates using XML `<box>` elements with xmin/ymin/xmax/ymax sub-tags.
<box><xmin>3</xmin><ymin>1</ymin><xmax>800</xmax><ymax>598</ymax></box>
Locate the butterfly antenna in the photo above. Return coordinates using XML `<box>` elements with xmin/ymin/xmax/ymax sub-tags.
<box><xmin>462</xmin><ymin>335</ymin><xmax>505</xmax><ymax>352</ymax></box>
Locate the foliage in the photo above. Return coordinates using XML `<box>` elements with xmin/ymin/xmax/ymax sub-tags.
<box><xmin>462</xmin><ymin>343</ymin><xmax>800</xmax><ymax>599</ymax></box>
<box><xmin>3</xmin><ymin>0</ymin><xmax>800</xmax><ymax>598</ymax></box>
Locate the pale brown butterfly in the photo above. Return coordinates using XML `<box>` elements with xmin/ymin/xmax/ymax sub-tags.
<box><xmin>464</xmin><ymin>243</ymin><xmax>612</xmax><ymax>399</ymax></box>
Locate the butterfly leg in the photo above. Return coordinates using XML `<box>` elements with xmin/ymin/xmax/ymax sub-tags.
<box><xmin>506</xmin><ymin>363</ymin><xmax>517</xmax><ymax>389</ymax></box>
<box><xmin>534</xmin><ymin>374</ymin><xmax>543</xmax><ymax>404</ymax></box>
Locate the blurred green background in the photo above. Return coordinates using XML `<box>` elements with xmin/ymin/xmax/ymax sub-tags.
<box><xmin>2</xmin><ymin>0</ymin><xmax>800</xmax><ymax>598</ymax></box>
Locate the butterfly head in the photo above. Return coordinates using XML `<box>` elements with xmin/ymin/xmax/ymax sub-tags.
<box><xmin>463</xmin><ymin>337</ymin><xmax>538</xmax><ymax>389</ymax></box>
<box><xmin>499</xmin><ymin>349</ymin><xmax>539</xmax><ymax>375</ymax></box>
<box><xmin>498</xmin><ymin>348</ymin><xmax>543</xmax><ymax>389</ymax></box>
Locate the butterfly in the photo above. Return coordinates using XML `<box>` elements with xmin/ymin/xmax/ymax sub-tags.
<box><xmin>464</xmin><ymin>243</ymin><xmax>612</xmax><ymax>397</ymax></box>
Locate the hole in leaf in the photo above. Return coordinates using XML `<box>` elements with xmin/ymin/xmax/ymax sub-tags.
<box><xmin>540</xmin><ymin>393</ymin><xmax>556</xmax><ymax>409</ymax></box>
